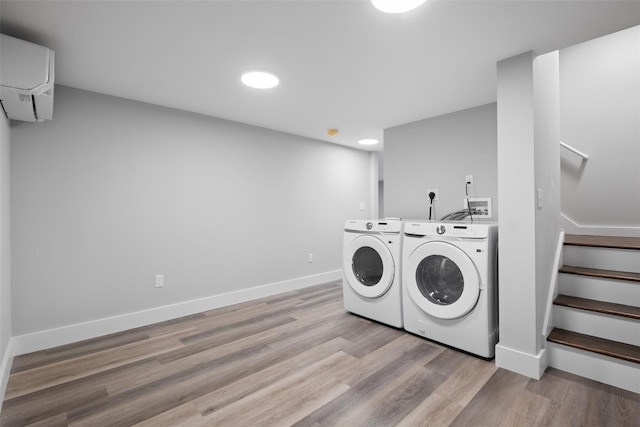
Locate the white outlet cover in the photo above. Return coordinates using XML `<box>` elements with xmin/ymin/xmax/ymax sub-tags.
<box><xmin>155</xmin><ymin>274</ymin><xmax>164</xmax><ymax>287</ymax></box>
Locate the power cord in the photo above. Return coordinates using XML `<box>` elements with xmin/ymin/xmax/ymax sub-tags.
<box><xmin>465</xmin><ymin>181</ymin><xmax>473</xmax><ymax>223</ymax></box>
<box><xmin>441</xmin><ymin>209</ymin><xmax>483</xmax><ymax>221</ymax></box>
<box><xmin>428</xmin><ymin>191</ymin><xmax>436</xmax><ymax>220</ymax></box>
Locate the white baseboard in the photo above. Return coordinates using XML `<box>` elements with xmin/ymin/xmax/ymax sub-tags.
<box><xmin>11</xmin><ymin>270</ymin><xmax>342</xmax><ymax>357</ymax></box>
<box><xmin>495</xmin><ymin>343</ymin><xmax>547</xmax><ymax>380</ymax></box>
<box><xmin>0</xmin><ymin>338</ymin><xmax>14</xmax><ymax>408</ymax></box>
<box><xmin>561</xmin><ymin>213</ymin><xmax>640</xmax><ymax>237</ymax></box>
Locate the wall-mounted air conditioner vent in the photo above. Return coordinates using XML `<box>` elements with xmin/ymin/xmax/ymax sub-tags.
<box><xmin>0</xmin><ymin>34</ymin><xmax>55</xmax><ymax>122</ymax></box>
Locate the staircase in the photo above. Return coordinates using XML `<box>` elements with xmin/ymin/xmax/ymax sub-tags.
<box><xmin>546</xmin><ymin>234</ymin><xmax>640</xmax><ymax>393</ymax></box>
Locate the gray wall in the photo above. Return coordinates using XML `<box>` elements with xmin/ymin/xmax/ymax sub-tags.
<box><xmin>0</xmin><ymin>114</ymin><xmax>11</xmax><ymax>382</ymax></box>
<box><xmin>383</xmin><ymin>103</ymin><xmax>498</xmax><ymax>221</ymax></box>
<box><xmin>560</xmin><ymin>25</ymin><xmax>640</xmax><ymax>228</ymax></box>
<box><xmin>11</xmin><ymin>86</ymin><xmax>371</xmax><ymax>335</ymax></box>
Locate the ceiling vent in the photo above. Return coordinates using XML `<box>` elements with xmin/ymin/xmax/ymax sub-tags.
<box><xmin>0</xmin><ymin>34</ymin><xmax>55</xmax><ymax>122</ymax></box>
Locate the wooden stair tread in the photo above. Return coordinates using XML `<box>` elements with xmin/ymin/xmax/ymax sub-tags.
<box><xmin>564</xmin><ymin>234</ymin><xmax>640</xmax><ymax>250</ymax></box>
<box><xmin>553</xmin><ymin>294</ymin><xmax>640</xmax><ymax>320</ymax></box>
<box><xmin>559</xmin><ymin>265</ymin><xmax>640</xmax><ymax>283</ymax></box>
<box><xmin>548</xmin><ymin>328</ymin><xmax>640</xmax><ymax>364</ymax></box>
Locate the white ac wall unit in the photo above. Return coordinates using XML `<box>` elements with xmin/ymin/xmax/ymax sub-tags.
<box><xmin>0</xmin><ymin>34</ymin><xmax>55</xmax><ymax>122</ymax></box>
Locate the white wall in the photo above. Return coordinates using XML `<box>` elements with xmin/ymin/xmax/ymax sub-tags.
<box><xmin>383</xmin><ymin>103</ymin><xmax>498</xmax><ymax>220</ymax></box>
<box><xmin>0</xmin><ymin>113</ymin><xmax>12</xmax><ymax>400</ymax></box>
<box><xmin>560</xmin><ymin>25</ymin><xmax>640</xmax><ymax>230</ymax></box>
<box><xmin>495</xmin><ymin>50</ymin><xmax>560</xmax><ymax>379</ymax></box>
<box><xmin>11</xmin><ymin>85</ymin><xmax>371</xmax><ymax>340</ymax></box>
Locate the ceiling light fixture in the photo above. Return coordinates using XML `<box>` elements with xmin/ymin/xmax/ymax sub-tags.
<box><xmin>358</xmin><ymin>138</ymin><xmax>379</xmax><ymax>146</ymax></box>
<box><xmin>241</xmin><ymin>70</ymin><xmax>279</xmax><ymax>89</ymax></box>
<box><xmin>371</xmin><ymin>0</ymin><xmax>426</xmax><ymax>14</ymax></box>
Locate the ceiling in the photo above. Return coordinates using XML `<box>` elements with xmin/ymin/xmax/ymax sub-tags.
<box><xmin>1</xmin><ymin>1</ymin><xmax>639</xmax><ymax>152</ymax></box>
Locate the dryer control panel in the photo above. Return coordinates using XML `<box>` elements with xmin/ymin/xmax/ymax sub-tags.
<box><xmin>345</xmin><ymin>219</ymin><xmax>402</xmax><ymax>234</ymax></box>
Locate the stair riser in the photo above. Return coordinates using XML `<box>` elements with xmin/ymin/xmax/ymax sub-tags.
<box><xmin>547</xmin><ymin>343</ymin><xmax>640</xmax><ymax>393</ymax></box>
<box><xmin>563</xmin><ymin>246</ymin><xmax>640</xmax><ymax>273</ymax></box>
<box><xmin>553</xmin><ymin>306</ymin><xmax>639</xmax><ymax>346</ymax></box>
<box><xmin>558</xmin><ymin>274</ymin><xmax>640</xmax><ymax>306</ymax></box>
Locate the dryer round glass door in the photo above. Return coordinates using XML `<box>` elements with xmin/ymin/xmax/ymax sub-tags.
<box><xmin>343</xmin><ymin>235</ymin><xmax>395</xmax><ymax>298</ymax></box>
<box><xmin>405</xmin><ymin>241</ymin><xmax>480</xmax><ymax>319</ymax></box>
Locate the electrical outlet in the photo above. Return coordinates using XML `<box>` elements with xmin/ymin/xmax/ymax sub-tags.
<box><xmin>427</xmin><ymin>189</ymin><xmax>439</xmax><ymax>201</ymax></box>
<box><xmin>155</xmin><ymin>274</ymin><xmax>164</xmax><ymax>288</ymax></box>
<box><xmin>465</xmin><ymin>175</ymin><xmax>474</xmax><ymax>185</ymax></box>
<box><xmin>308</xmin><ymin>253</ymin><xmax>313</xmax><ymax>263</ymax></box>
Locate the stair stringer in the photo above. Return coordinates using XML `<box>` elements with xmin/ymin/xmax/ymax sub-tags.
<box><xmin>542</xmin><ymin>230</ymin><xmax>564</xmax><ymax>338</ymax></box>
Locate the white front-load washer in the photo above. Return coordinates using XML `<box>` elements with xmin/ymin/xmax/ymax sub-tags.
<box><xmin>343</xmin><ymin>219</ymin><xmax>403</xmax><ymax>328</ymax></box>
<box><xmin>402</xmin><ymin>221</ymin><xmax>498</xmax><ymax>358</ymax></box>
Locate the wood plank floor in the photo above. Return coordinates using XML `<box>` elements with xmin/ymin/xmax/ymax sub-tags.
<box><xmin>2</xmin><ymin>281</ymin><xmax>639</xmax><ymax>426</ymax></box>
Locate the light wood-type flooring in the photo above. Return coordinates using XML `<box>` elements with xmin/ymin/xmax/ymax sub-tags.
<box><xmin>2</xmin><ymin>281</ymin><xmax>639</xmax><ymax>426</ymax></box>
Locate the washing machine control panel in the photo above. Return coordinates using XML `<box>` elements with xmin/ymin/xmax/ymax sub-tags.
<box><xmin>404</xmin><ymin>222</ymin><xmax>493</xmax><ymax>238</ymax></box>
<box><xmin>450</xmin><ymin>225</ymin><xmax>490</xmax><ymax>238</ymax></box>
<box><xmin>449</xmin><ymin>224</ymin><xmax>490</xmax><ymax>238</ymax></box>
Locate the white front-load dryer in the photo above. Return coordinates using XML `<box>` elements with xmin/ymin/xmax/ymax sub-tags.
<box><xmin>343</xmin><ymin>219</ymin><xmax>403</xmax><ymax>328</ymax></box>
<box><xmin>402</xmin><ymin>221</ymin><xmax>498</xmax><ymax>357</ymax></box>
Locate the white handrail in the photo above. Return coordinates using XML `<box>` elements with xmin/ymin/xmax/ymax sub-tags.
<box><xmin>560</xmin><ymin>141</ymin><xmax>589</xmax><ymax>160</ymax></box>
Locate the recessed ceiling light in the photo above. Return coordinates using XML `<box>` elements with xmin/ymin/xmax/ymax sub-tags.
<box><xmin>371</xmin><ymin>0</ymin><xmax>426</xmax><ymax>14</ymax></box>
<box><xmin>358</xmin><ymin>138</ymin><xmax>379</xmax><ymax>146</ymax></box>
<box><xmin>241</xmin><ymin>70</ymin><xmax>279</xmax><ymax>89</ymax></box>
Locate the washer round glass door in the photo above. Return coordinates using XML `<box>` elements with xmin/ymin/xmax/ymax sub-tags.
<box><xmin>405</xmin><ymin>241</ymin><xmax>480</xmax><ymax>319</ymax></box>
<box><xmin>344</xmin><ymin>235</ymin><xmax>395</xmax><ymax>298</ymax></box>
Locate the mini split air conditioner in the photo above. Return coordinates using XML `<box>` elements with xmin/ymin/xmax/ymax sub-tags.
<box><xmin>0</xmin><ymin>34</ymin><xmax>55</xmax><ymax>122</ymax></box>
